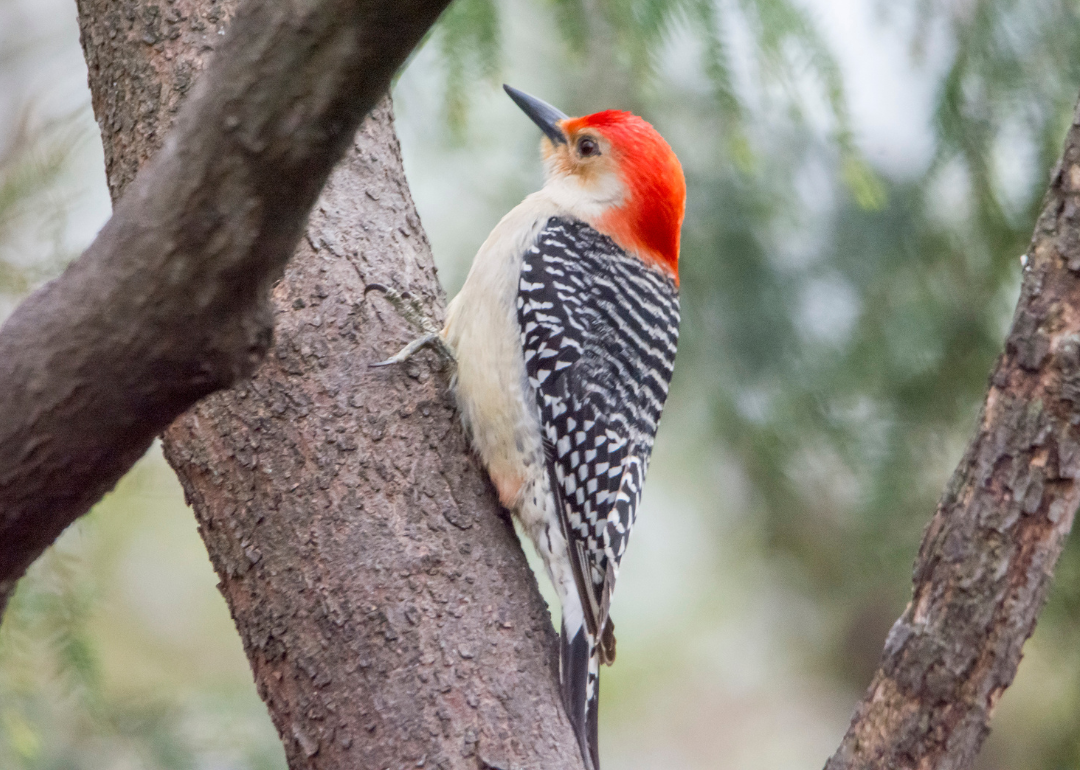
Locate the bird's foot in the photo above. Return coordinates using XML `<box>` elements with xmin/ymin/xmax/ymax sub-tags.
<box><xmin>370</xmin><ymin>331</ymin><xmax>455</xmax><ymax>368</ymax></box>
<box><xmin>365</xmin><ymin>283</ymin><xmax>440</xmax><ymax>336</ymax></box>
<box><xmin>365</xmin><ymin>283</ymin><xmax>455</xmax><ymax>368</ymax></box>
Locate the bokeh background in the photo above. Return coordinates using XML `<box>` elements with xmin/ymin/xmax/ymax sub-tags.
<box><xmin>4</xmin><ymin>0</ymin><xmax>1080</xmax><ymax>768</ymax></box>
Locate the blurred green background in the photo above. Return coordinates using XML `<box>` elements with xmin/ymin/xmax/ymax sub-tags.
<box><xmin>4</xmin><ymin>0</ymin><xmax>1080</xmax><ymax>767</ymax></box>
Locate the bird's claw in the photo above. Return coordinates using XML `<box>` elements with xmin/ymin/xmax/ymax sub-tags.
<box><xmin>365</xmin><ymin>282</ymin><xmax>440</xmax><ymax>336</ymax></box>
<box><xmin>366</xmin><ymin>282</ymin><xmax>455</xmax><ymax>367</ymax></box>
<box><xmin>370</xmin><ymin>332</ymin><xmax>456</xmax><ymax>368</ymax></box>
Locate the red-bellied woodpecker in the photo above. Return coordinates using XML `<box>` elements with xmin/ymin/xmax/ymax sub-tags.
<box><xmin>377</xmin><ymin>85</ymin><xmax>684</xmax><ymax>770</ymax></box>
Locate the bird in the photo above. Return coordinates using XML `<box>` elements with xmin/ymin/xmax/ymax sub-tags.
<box><xmin>375</xmin><ymin>84</ymin><xmax>684</xmax><ymax>770</ymax></box>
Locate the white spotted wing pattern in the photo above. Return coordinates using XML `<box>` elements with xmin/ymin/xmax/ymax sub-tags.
<box><xmin>517</xmin><ymin>217</ymin><xmax>680</xmax><ymax>637</ymax></box>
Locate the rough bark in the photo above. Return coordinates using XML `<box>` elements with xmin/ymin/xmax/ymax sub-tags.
<box><xmin>71</xmin><ymin>1</ymin><xmax>585</xmax><ymax>769</ymax></box>
<box><xmin>0</xmin><ymin>0</ymin><xmax>452</xmax><ymax>606</ymax></box>
<box><xmin>161</xmin><ymin>101</ymin><xmax>582</xmax><ymax>769</ymax></box>
<box><xmin>825</xmin><ymin>103</ymin><xmax>1080</xmax><ymax>769</ymax></box>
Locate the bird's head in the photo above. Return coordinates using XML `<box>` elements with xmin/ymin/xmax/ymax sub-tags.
<box><xmin>505</xmin><ymin>85</ymin><xmax>685</xmax><ymax>282</ymax></box>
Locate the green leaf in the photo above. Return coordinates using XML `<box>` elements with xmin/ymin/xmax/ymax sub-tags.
<box><xmin>842</xmin><ymin>153</ymin><xmax>887</xmax><ymax>211</ymax></box>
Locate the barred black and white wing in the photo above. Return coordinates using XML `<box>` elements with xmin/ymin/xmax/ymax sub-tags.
<box><xmin>517</xmin><ymin>216</ymin><xmax>679</xmax><ymax>769</ymax></box>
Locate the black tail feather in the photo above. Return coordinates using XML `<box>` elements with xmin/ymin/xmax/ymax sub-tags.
<box><xmin>586</xmin><ymin>671</ymin><xmax>599</xmax><ymax>770</ymax></box>
<box><xmin>561</xmin><ymin>622</ymin><xmax>600</xmax><ymax>770</ymax></box>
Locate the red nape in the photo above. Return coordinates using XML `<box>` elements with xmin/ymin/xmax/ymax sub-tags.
<box><xmin>565</xmin><ymin>111</ymin><xmax>686</xmax><ymax>283</ymax></box>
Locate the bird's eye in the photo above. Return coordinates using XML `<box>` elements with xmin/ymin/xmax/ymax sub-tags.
<box><xmin>577</xmin><ymin>137</ymin><xmax>600</xmax><ymax>157</ymax></box>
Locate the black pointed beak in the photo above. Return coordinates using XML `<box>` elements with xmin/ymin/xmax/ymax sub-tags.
<box><xmin>504</xmin><ymin>84</ymin><xmax>568</xmax><ymax>145</ymax></box>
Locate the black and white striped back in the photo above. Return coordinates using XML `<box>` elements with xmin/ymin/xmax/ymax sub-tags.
<box><xmin>516</xmin><ymin>216</ymin><xmax>680</xmax><ymax>624</ymax></box>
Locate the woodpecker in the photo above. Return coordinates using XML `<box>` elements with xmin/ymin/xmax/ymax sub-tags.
<box><xmin>378</xmin><ymin>85</ymin><xmax>684</xmax><ymax>770</ymax></box>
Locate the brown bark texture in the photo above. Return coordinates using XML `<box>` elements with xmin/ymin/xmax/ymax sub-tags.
<box><xmin>825</xmin><ymin>104</ymin><xmax>1080</xmax><ymax>769</ymax></box>
<box><xmin>71</xmin><ymin>1</ymin><xmax>585</xmax><ymax>769</ymax></box>
<box><xmin>0</xmin><ymin>0</ymin><xmax>452</xmax><ymax>606</ymax></box>
<box><xmin>162</xmin><ymin>101</ymin><xmax>583</xmax><ymax>769</ymax></box>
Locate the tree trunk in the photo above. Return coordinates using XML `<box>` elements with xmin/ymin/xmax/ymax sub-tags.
<box><xmin>161</xmin><ymin>99</ymin><xmax>583</xmax><ymax>769</ymax></box>
<box><xmin>825</xmin><ymin>102</ymin><xmax>1080</xmax><ymax>768</ymax></box>
<box><xmin>73</xmin><ymin>1</ymin><xmax>585</xmax><ymax>768</ymax></box>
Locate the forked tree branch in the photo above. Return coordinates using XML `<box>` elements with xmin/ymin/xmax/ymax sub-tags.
<box><xmin>825</xmin><ymin>100</ymin><xmax>1080</xmax><ymax>769</ymax></box>
<box><xmin>0</xmin><ymin>0</ymin><xmax>452</xmax><ymax>607</ymax></box>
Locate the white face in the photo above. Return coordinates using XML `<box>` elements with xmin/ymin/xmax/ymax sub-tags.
<box><xmin>540</xmin><ymin>130</ymin><xmax>627</xmax><ymax>221</ymax></box>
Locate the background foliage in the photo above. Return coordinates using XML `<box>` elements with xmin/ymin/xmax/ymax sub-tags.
<box><xmin>4</xmin><ymin>0</ymin><xmax>1080</xmax><ymax>767</ymax></box>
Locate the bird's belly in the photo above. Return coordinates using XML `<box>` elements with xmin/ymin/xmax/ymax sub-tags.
<box><xmin>438</xmin><ymin>194</ymin><xmax>577</xmax><ymax>603</ymax></box>
<box><xmin>443</xmin><ymin>291</ymin><xmax>546</xmax><ymax>513</ymax></box>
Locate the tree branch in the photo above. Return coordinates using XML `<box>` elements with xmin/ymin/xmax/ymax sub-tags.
<box><xmin>0</xmin><ymin>0</ymin><xmax>452</xmax><ymax>606</ymax></box>
<box><xmin>826</xmin><ymin>99</ymin><xmax>1080</xmax><ymax>769</ymax></box>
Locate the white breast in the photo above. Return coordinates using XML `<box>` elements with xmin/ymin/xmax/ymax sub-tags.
<box><xmin>441</xmin><ymin>193</ymin><xmax>562</xmax><ymax>509</ymax></box>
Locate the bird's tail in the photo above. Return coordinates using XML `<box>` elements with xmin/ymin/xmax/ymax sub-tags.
<box><xmin>560</xmin><ymin>620</ymin><xmax>601</xmax><ymax>770</ymax></box>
